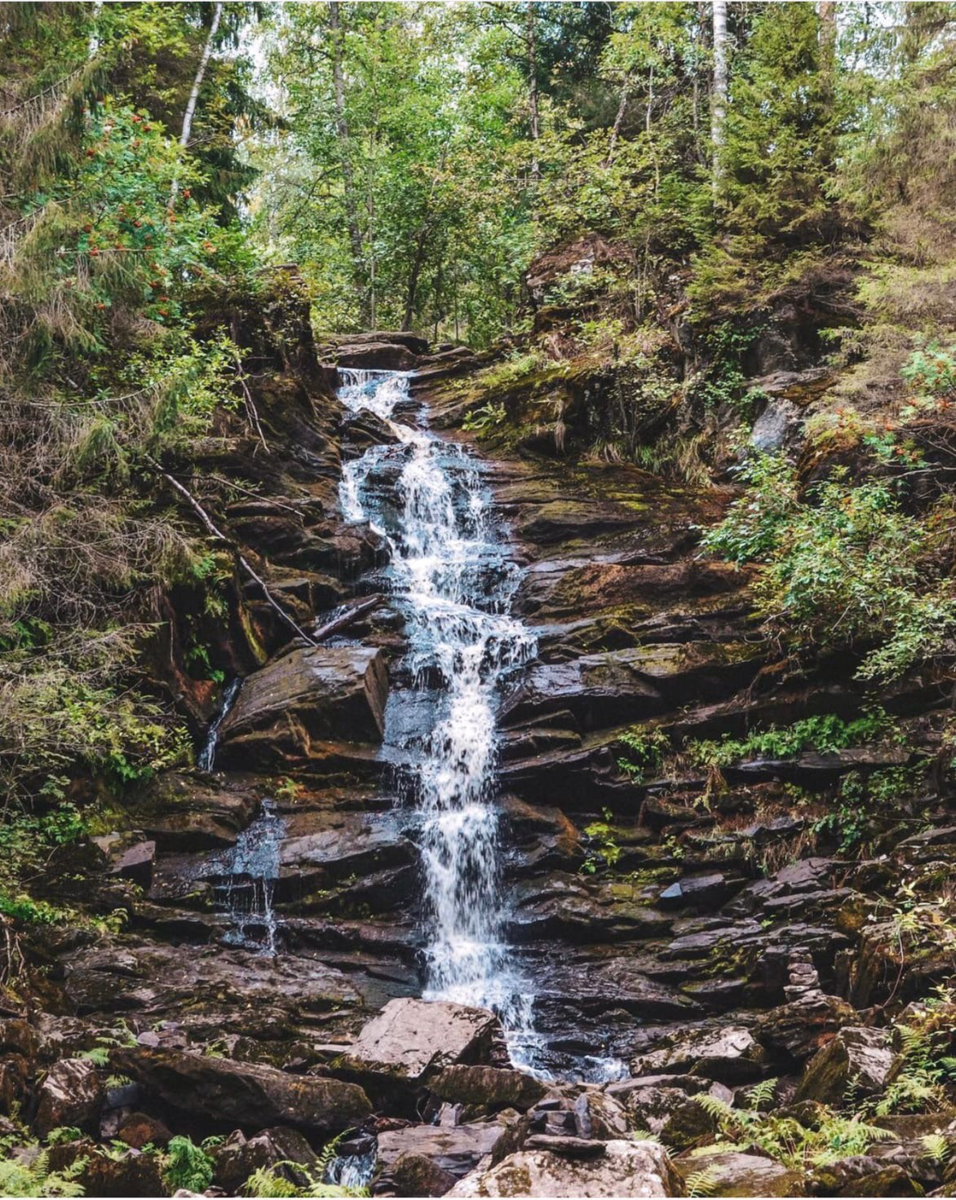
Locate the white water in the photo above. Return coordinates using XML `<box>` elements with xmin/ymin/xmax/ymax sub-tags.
<box><xmin>214</xmin><ymin>798</ymin><xmax>282</xmax><ymax>955</ymax></box>
<box><xmin>197</xmin><ymin>676</ymin><xmax>242</xmax><ymax>773</ymax></box>
<box><xmin>337</xmin><ymin>369</ymin><xmax>542</xmax><ymax>1068</ymax></box>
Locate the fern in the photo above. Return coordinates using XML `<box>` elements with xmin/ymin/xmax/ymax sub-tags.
<box><xmin>0</xmin><ymin>1147</ymin><xmax>86</xmax><ymax>1197</ymax></box>
<box><xmin>921</xmin><ymin>1133</ymin><xmax>953</xmax><ymax>1163</ymax></box>
<box><xmin>631</xmin><ymin>1129</ymin><xmax>665</xmax><ymax>1147</ymax></box>
<box><xmin>685</xmin><ymin>1166</ymin><xmax>719</xmax><ymax>1198</ymax></box>
<box><xmin>747</xmin><ymin>1077</ymin><xmax>777</xmax><ymax>1110</ymax></box>
<box><xmin>77</xmin><ymin>1047</ymin><xmax>109</xmax><ymax>1067</ymax></box>
<box><xmin>161</xmin><ymin>1136</ymin><xmax>217</xmax><ymax>1194</ymax></box>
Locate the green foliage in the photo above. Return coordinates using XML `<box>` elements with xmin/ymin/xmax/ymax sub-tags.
<box><xmin>0</xmin><ymin>1145</ymin><xmax>86</xmax><ymax>1197</ymax></box>
<box><xmin>617</xmin><ymin>727</ymin><xmax>670</xmax><ymax>783</ymax></box>
<box><xmin>693</xmin><ymin>1091</ymin><xmax>893</xmax><ymax>1170</ymax></box>
<box><xmin>161</xmin><ymin>1136</ymin><xmax>219</xmax><ymax>1195</ymax></box>
<box><xmin>688</xmin><ymin>710</ymin><xmax>895</xmax><ymax>770</ymax></box>
<box><xmin>582</xmin><ymin>808</ymin><xmax>623</xmax><ymax>874</ymax></box>
<box><xmin>702</xmin><ymin>458</ymin><xmax>956</xmax><ymax>680</ymax></box>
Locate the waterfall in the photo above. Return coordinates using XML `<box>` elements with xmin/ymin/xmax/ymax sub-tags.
<box><xmin>337</xmin><ymin>368</ymin><xmax>542</xmax><ymax>1068</ymax></box>
<box><xmin>197</xmin><ymin>676</ymin><xmax>242</xmax><ymax>773</ymax></box>
<box><xmin>213</xmin><ymin>799</ymin><xmax>282</xmax><ymax>955</ymax></box>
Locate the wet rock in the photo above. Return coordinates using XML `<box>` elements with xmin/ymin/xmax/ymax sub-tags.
<box><xmin>126</xmin><ymin>773</ymin><xmax>262</xmax><ymax>851</ymax></box>
<box><xmin>429</xmin><ymin>1066</ymin><xmax>548</xmax><ymax>1112</ymax></box>
<box><xmin>795</xmin><ymin>1027</ymin><xmax>896</xmax><ymax>1106</ymax></box>
<box><xmin>213</xmin><ymin>1126</ymin><xmax>319</xmax><ymax>1195</ymax></box>
<box><xmin>217</xmin><ymin>645</ymin><xmax>388</xmax><ymax>768</ymax></box>
<box><xmin>750</xmin><ymin>397</ymin><xmax>804</xmax><ymax>453</ymax></box>
<box><xmin>335</xmin><ymin>341</ymin><xmax>422</xmax><ymax>371</ymax></box>
<box><xmin>658</xmin><ymin>873</ymin><xmax>741</xmax><ymax>910</ymax></box>
<box><xmin>114</xmin><ymin>1047</ymin><xmax>371</xmax><ymax>1134</ymax></box>
<box><xmin>632</xmin><ymin>1025</ymin><xmax>768</xmax><ymax>1083</ymax></box>
<box><xmin>340</xmin><ymin>998</ymin><xmax>503</xmax><ymax>1084</ymax></box>
<box><xmin>505</xmin><ymin>651</ymin><xmax>664</xmax><ymax>728</ymax></box>
<box><xmin>342</xmin><ymin>407</ymin><xmax>402</xmax><ymax>457</ymax></box>
<box><xmin>674</xmin><ymin>1150</ymin><xmax>805</xmax><ymax>1197</ymax></box>
<box><xmin>34</xmin><ymin>1058</ymin><xmax>104</xmax><ymax>1138</ymax></box>
<box><xmin>446</xmin><ymin>1138</ymin><xmax>681</xmax><ymax>1197</ymax></box>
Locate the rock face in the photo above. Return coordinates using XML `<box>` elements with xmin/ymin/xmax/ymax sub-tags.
<box><xmin>34</xmin><ymin>1059</ymin><xmax>104</xmax><ymax>1138</ymax></box>
<box><xmin>340</xmin><ymin>998</ymin><xmax>504</xmax><ymax>1083</ymax></box>
<box><xmin>217</xmin><ymin>644</ymin><xmax>388</xmax><ymax>767</ymax></box>
<box><xmin>674</xmin><ymin>1150</ymin><xmax>805</xmax><ymax>1198</ymax></box>
<box><xmin>429</xmin><ymin>1066</ymin><xmax>548</xmax><ymax>1111</ymax></box>
<box><xmin>446</xmin><ymin>1139</ymin><xmax>681</xmax><ymax>1197</ymax></box>
<box><xmin>114</xmin><ymin>1048</ymin><xmax>371</xmax><ymax>1134</ymax></box>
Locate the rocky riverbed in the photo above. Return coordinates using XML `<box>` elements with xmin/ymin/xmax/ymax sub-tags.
<box><xmin>5</xmin><ymin>315</ymin><xmax>956</xmax><ymax>1199</ymax></box>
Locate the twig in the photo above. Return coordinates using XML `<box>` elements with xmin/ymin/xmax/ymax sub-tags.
<box><xmin>146</xmin><ymin>456</ymin><xmax>316</xmax><ymax>646</ymax></box>
<box><xmin>314</xmin><ymin>594</ymin><xmax>383</xmax><ymax>642</ymax></box>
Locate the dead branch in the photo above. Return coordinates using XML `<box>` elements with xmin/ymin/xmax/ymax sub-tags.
<box><xmin>145</xmin><ymin>456</ymin><xmax>316</xmax><ymax>646</ymax></box>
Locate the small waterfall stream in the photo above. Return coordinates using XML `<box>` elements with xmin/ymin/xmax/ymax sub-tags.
<box><xmin>337</xmin><ymin>368</ymin><xmax>542</xmax><ymax>1068</ymax></box>
<box><xmin>197</xmin><ymin>677</ymin><xmax>242</xmax><ymax>773</ymax></box>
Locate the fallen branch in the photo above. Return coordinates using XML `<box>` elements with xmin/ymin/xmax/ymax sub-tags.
<box><xmin>146</xmin><ymin>456</ymin><xmax>316</xmax><ymax>646</ymax></box>
<box><xmin>314</xmin><ymin>594</ymin><xmax>383</xmax><ymax>642</ymax></box>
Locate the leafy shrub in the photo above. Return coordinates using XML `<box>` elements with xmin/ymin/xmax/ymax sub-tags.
<box><xmin>161</xmin><ymin>1135</ymin><xmax>220</xmax><ymax>1194</ymax></box>
<box><xmin>0</xmin><ymin>1146</ymin><xmax>86</xmax><ymax>1197</ymax></box>
<box><xmin>701</xmin><ymin>457</ymin><xmax>956</xmax><ymax>680</ymax></box>
<box><xmin>617</xmin><ymin>728</ymin><xmax>670</xmax><ymax>782</ymax></box>
<box><xmin>688</xmin><ymin>710</ymin><xmax>896</xmax><ymax>770</ymax></box>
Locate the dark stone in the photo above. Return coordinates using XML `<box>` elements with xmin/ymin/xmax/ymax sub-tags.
<box><xmin>34</xmin><ymin>1058</ymin><xmax>104</xmax><ymax>1138</ymax></box>
<box><xmin>213</xmin><ymin>1126</ymin><xmax>320</xmax><ymax>1195</ymax></box>
<box><xmin>114</xmin><ymin>1047</ymin><xmax>371</xmax><ymax>1134</ymax></box>
<box><xmin>109</xmin><ymin>840</ymin><xmax>155</xmax><ymax>888</ymax></box>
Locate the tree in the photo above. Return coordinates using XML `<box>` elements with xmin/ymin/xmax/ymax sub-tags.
<box><xmin>711</xmin><ymin>0</ymin><xmax>728</xmax><ymax>187</ymax></box>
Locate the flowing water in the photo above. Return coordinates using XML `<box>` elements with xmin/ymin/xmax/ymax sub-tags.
<box><xmin>211</xmin><ymin>798</ymin><xmax>282</xmax><ymax>955</ymax></box>
<box><xmin>197</xmin><ymin>676</ymin><xmax>242</xmax><ymax>773</ymax></box>
<box><xmin>337</xmin><ymin>368</ymin><xmax>542</xmax><ymax>1067</ymax></box>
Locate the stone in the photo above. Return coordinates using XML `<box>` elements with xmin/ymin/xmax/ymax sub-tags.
<box><xmin>217</xmin><ymin>645</ymin><xmax>388</xmax><ymax>768</ymax></box>
<box><xmin>429</xmin><ymin>1066</ymin><xmax>549</xmax><ymax>1111</ymax></box>
<box><xmin>631</xmin><ymin>1025</ymin><xmax>768</xmax><ymax>1084</ymax></box>
<box><xmin>340</xmin><ymin>998</ymin><xmax>503</xmax><ymax>1083</ymax></box>
<box><xmin>795</xmin><ymin>1027</ymin><xmax>896</xmax><ymax>1106</ymax></box>
<box><xmin>114</xmin><ymin>1047</ymin><xmax>371</xmax><ymax>1134</ymax></box>
<box><xmin>756</xmin><ymin>991</ymin><xmax>856</xmax><ymax>1061</ymax></box>
<box><xmin>376</xmin><ymin>1119</ymin><xmax>519</xmax><ymax>1181</ymax></box>
<box><xmin>34</xmin><ymin>1058</ymin><xmax>104</xmax><ymax>1138</ymax></box>
<box><xmin>213</xmin><ymin>1126</ymin><xmax>320</xmax><ymax>1195</ymax></box>
<box><xmin>47</xmin><ymin>1139</ymin><xmax>166</xmax><ymax>1198</ymax></box>
<box><xmin>109</xmin><ymin>840</ymin><xmax>155</xmax><ymax>888</ymax></box>
<box><xmin>524</xmin><ymin>1134</ymin><xmax>605</xmax><ymax>1158</ymax></box>
<box><xmin>674</xmin><ymin>1150</ymin><xmax>805</xmax><ymax>1197</ymax></box>
<box><xmin>380</xmin><ymin>1151</ymin><xmax>458</xmax><ymax>1198</ymax></box>
<box><xmin>445</xmin><ymin>1139</ymin><xmax>681</xmax><ymax>1197</ymax></box>
<box><xmin>623</xmin><ymin>1087</ymin><xmax>717</xmax><ymax>1150</ymax></box>
<box><xmin>116</xmin><ymin>1112</ymin><xmax>173</xmax><ymax>1149</ymax></box>
<box><xmin>128</xmin><ymin>772</ymin><xmax>261</xmax><ymax>850</ymax></box>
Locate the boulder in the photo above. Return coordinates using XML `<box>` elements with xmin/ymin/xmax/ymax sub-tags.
<box><xmin>376</xmin><ymin>1118</ymin><xmax>520</xmax><ymax>1183</ymax></box>
<box><xmin>795</xmin><ymin>1027</ymin><xmax>896</xmax><ymax>1106</ymax></box>
<box><xmin>631</xmin><ymin>1025</ymin><xmax>768</xmax><ymax>1084</ymax></box>
<box><xmin>340</xmin><ymin>998</ymin><xmax>503</xmax><ymax>1084</ymax></box>
<box><xmin>429</xmin><ymin>1066</ymin><xmax>548</xmax><ymax>1112</ymax></box>
<box><xmin>336</xmin><ymin>341</ymin><xmax>421</xmax><ymax>370</ymax></box>
<box><xmin>217</xmin><ymin>645</ymin><xmax>388</xmax><ymax>768</ymax></box>
<box><xmin>623</xmin><ymin>1086</ymin><xmax>717</xmax><ymax>1150</ymax></box>
<box><xmin>114</xmin><ymin>1047</ymin><xmax>371</xmax><ymax>1134</ymax></box>
<box><xmin>108</xmin><ymin>840</ymin><xmax>155</xmax><ymax>888</ymax></box>
<box><xmin>47</xmin><ymin>1139</ymin><xmax>166</xmax><ymax>1198</ymax></box>
<box><xmin>213</xmin><ymin>1126</ymin><xmax>320</xmax><ymax>1195</ymax></box>
<box><xmin>379</xmin><ymin>1151</ymin><xmax>458</xmax><ymax>1198</ymax></box>
<box><xmin>446</xmin><ymin>1139</ymin><xmax>681</xmax><ymax>1197</ymax></box>
<box><xmin>115</xmin><ymin>1112</ymin><xmax>173</xmax><ymax>1149</ymax></box>
<box><xmin>34</xmin><ymin>1058</ymin><xmax>104</xmax><ymax>1138</ymax></box>
<box><xmin>674</xmin><ymin>1150</ymin><xmax>805</xmax><ymax>1197</ymax></box>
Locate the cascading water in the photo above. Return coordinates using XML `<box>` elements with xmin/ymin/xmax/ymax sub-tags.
<box><xmin>197</xmin><ymin>677</ymin><xmax>242</xmax><ymax>773</ymax></box>
<box><xmin>211</xmin><ymin>799</ymin><xmax>282</xmax><ymax>955</ymax></box>
<box><xmin>337</xmin><ymin>368</ymin><xmax>542</xmax><ymax>1068</ymax></box>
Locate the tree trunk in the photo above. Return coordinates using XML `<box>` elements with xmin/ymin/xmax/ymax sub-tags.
<box><xmin>170</xmin><ymin>1</ymin><xmax>222</xmax><ymax>205</ymax></box>
<box><xmin>329</xmin><ymin>0</ymin><xmax>366</xmax><ymax>315</ymax></box>
<box><xmin>711</xmin><ymin>0</ymin><xmax>728</xmax><ymax>190</ymax></box>
<box><xmin>526</xmin><ymin>2</ymin><xmax>540</xmax><ymax>185</ymax></box>
<box><xmin>403</xmin><ymin>226</ymin><xmax>428</xmax><ymax>332</ymax></box>
<box><xmin>603</xmin><ymin>74</ymin><xmax>631</xmax><ymax>167</ymax></box>
<box><xmin>818</xmin><ymin>1</ymin><xmax>838</xmax><ymax>163</ymax></box>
